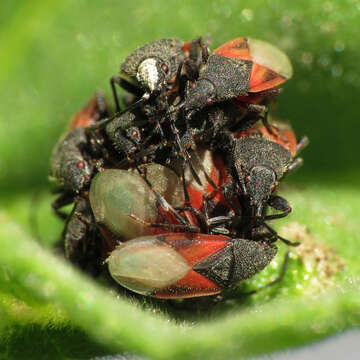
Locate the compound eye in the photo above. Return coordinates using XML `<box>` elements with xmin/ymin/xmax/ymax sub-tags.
<box><xmin>161</xmin><ymin>63</ymin><xmax>169</xmax><ymax>74</ymax></box>
<box><xmin>128</xmin><ymin>127</ymin><xmax>141</xmax><ymax>142</ymax></box>
<box><xmin>205</xmin><ymin>98</ymin><xmax>213</xmax><ymax>105</ymax></box>
<box><xmin>131</xmin><ymin>129</ymin><xmax>140</xmax><ymax>139</ymax></box>
<box><xmin>271</xmin><ymin>182</ymin><xmax>278</xmax><ymax>192</ymax></box>
<box><xmin>76</xmin><ymin>160</ymin><xmax>86</xmax><ymax>170</ymax></box>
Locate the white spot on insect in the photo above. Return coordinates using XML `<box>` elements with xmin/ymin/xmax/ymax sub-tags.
<box><xmin>137</xmin><ymin>58</ymin><xmax>159</xmax><ymax>92</ymax></box>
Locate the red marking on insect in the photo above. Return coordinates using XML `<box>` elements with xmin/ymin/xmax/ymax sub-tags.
<box><xmin>235</xmin><ymin>120</ymin><xmax>298</xmax><ymax>156</ymax></box>
<box><xmin>69</xmin><ymin>95</ymin><xmax>104</xmax><ymax>130</ymax></box>
<box><xmin>107</xmin><ymin>233</ymin><xmax>231</xmax><ymax>298</ymax></box>
<box><xmin>161</xmin><ymin>63</ymin><xmax>169</xmax><ymax>74</ymax></box>
<box><xmin>131</xmin><ymin>128</ymin><xmax>141</xmax><ymax>139</ymax></box>
<box><xmin>213</xmin><ymin>37</ymin><xmax>292</xmax><ymax>95</ymax></box>
<box><xmin>163</xmin><ymin>232</ymin><xmax>230</xmax><ymax>266</ymax></box>
<box><xmin>182</xmin><ymin>41</ymin><xmax>193</xmax><ymax>54</ymax></box>
<box><xmin>151</xmin><ymin>206</ymin><xmax>201</xmax><ymax>236</ymax></box>
<box><xmin>259</xmin><ymin>124</ymin><xmax>297</xmax><ymax>156</ymax></box>
<box><xmin>186</xmin><ymin>152</ymin><xmax>230</xmax><ymax>211</ymax></box>
<box><xmin>154</xmin><ymin>269</ymin><xmax>221</xmax><ymax>298</ymax></box>
<box><xmin>106</xmin><ymin>232</ymin><xmax>277</xmax><ymax>298</ymax></box>
<box><xmin>76</xmin><ymin>161</ymin><xmax>86</xmax><ymax>169</ymax></box>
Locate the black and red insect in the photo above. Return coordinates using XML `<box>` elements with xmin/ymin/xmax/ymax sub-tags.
<box><xmin>87</xmin><ymin>164</ymin><xmax>282</xmax><ymax>299</ymax></box>
<box><xmin>106</xmin><ymin>232</ymin><xmax>277</xmax><ymax>299</ymax></box>
<box><xmin>88</xmin><ymin>145</ymin><xmax>299</xmax><ymax>299</ymax></box>
<box><xmin>178</xmin><ymin>37</ymin><xmax>292</xmax><ymax>134</ymax></box>
<box><xmin>50</xmin><ymin>94</ymin><xmax>147</xmax><ymax>270</ymax></box>
<box><xmin>50</xmin><ymin>35</ymin><xmax>306</xmax><ymax>300</ymax></box>
<box><xmin>110</xmin><ymin>37</ymin><xmax>208</xmax><ymax>114</ymax></box>
<box><xmin>231</xmin><ymin>120</ymin><xmax>308</xmax><ymax>222</ymax></box>
<box><xmin>49</xmin><ymin>93</ymin><xmax>109</xmax><ymax>218</ymax></box>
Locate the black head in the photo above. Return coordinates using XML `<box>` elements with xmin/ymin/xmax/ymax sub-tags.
<box><xmin>50</xmin><ymin>128</ymin><xmax>93</xmax><ymax>193</ymax></box>
<box><xmin>233</xmin><ymin>137</ymin><xmax>292</xmax><ymax>219</ymax></box>
<box><xmin>246</xmin><ymin>165</ymin><xmax>276</xmax><ymax>217</ymax></box>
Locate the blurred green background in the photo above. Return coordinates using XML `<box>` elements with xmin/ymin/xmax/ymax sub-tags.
<box><xmin>1</xmin><ymin>1</ymin><xmax>360</xmax><ymax>359</ymax></box>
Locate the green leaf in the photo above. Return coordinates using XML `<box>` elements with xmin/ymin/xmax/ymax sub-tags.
<box><xmin>1</xmin><ymin>0</ymin><xmax>359</xmax><ymax>359</ymax></box>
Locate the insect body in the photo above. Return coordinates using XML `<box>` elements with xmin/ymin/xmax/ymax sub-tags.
<box><xmin>184</xmin><ymin>148</ymin><xmax>229</xmax><ymax>210</ymax></box>
<box><xmin>62</xmin><ymin>197</ymin><xmax>103</xmax><ymax>273</ymax></box>
<box><xmin>51</xmin><ymin>36</ymin><xmax>305</xmax><ymax>300</ymax></box>
<box><xmin>89</xmin><ymin>159</ymin><xmax>286</xmax><ymax>299</ymax></box>
<box><xmin>104</xmin><ymin>110</ymin><xmax>144</xmax><ymax>162</ymax></box>
<box><xmin>111</xmin><ymin>37</ymin><xmax>206</xmax><ymax>112</ymax></box>
<box><xmin>120</xmin><ymin>38</ymin><xmax>185</xmax><ymax>95</ymax></box>
<box><xmin>89</xmin><ymin>165</ymin><xmax>188</xmax><ymax>239</ymax></box>
<box><xmin>232</xmin><ymin>121</ymin><xmax>308</xmax><ymax>221</ymax></box>
<box><xmin>181</xmin><ymin>37</ymin><xmax>293</xmax><ymax>129</ymax></box>
<box><xmin>107</xmin><ymin>233</ymin><xmax>277</xmax><ymax>298</ymax></box>
<box><xmin>50</xmin><ymin>127</ymin><xmax>94</xmax><ymax>194</ymax></box>
<box><xmin>50</xmin><ymin>93</ymin><xmax>110</xmax><ymax>193</ymax></box>
<box><xmin>214</xmin><ymin>37</ymin><xmax>292</xmax><ymax>95</ymax></box>
<box><xmin>50</xmin><ymin>94</ymin><xmax>111</xmax><ymax>220</ymax></box>
<box><xmin>50</xmin><ymin>93</ymin><xmax>149</xmax><ymax>217</ymax></box>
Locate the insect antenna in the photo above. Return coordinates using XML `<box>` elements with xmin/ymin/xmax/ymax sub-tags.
<box><xmin>262</xmin><ymin>221</ymin><xmax>300</xmax><ymax>247</ymax></box>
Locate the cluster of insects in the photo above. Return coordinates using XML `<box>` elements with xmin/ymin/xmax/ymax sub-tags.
<box><xmin>50</xmin><ymin>37</ymin><xmax>308</xmax><ymax>299</ymax></box>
